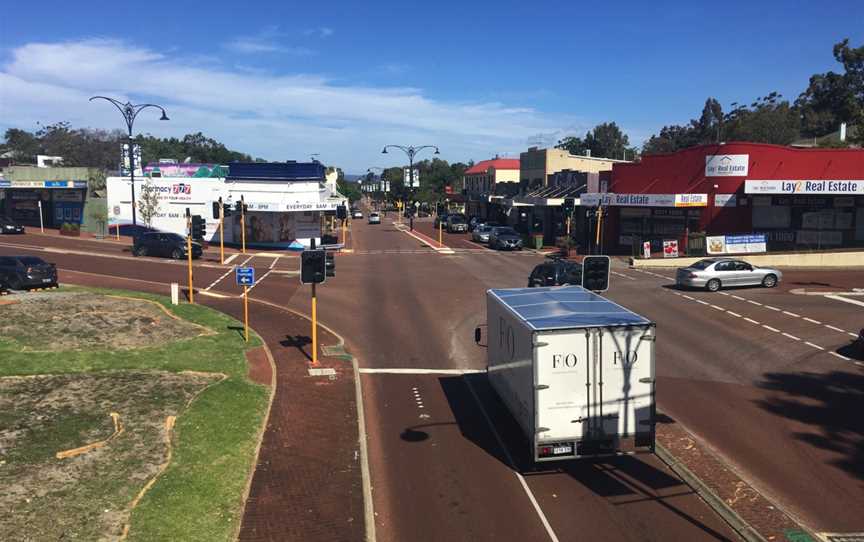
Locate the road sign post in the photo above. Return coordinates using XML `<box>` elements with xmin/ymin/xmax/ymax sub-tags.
<box><xmin>301</xmin><ymin>241</ymin><xmax>326</xmax><ymax>365</ymax></box>
<box><xmin>235</xmin><ymin>266</ymin><xmax>255</xmax><ymax>342</ymax></box>
<box><xmin>219</xmin><ymin>199</ymin><xmax>225</xmax><ymax>264</ymax></box>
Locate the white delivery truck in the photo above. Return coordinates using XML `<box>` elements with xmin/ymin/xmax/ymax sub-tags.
<box><xmin>480</xmin><ymin>286</ymin><xmax>655</xmax><ymax>463</ymax></box>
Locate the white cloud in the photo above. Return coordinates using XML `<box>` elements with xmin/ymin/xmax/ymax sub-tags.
<box><xmin>224</xmin><ymin>27</ymin><xmax>316</xmax><ymax>56</ymax></box>
<box><xmin>303</xmin><ymin>27</ymin><xmax>334</xmax><ymax>38</ymax></box>
<box><xmin>0</xmin><ymin>39</ymin><xmax>580</xmax><ymax>171</ymax></box>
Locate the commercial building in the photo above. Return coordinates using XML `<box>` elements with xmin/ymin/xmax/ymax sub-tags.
<box><xmin>519</xmin><ymin>147</ymin><xmax>626</xmax><ymax>189</ymax></box>
<box><xmin>581</xmin><ymin>142</ymin><xmax>864</xmax><ymax>254</ymax></box>
<box><xmin>0</xmin><ymin>166</ymin><xmax>91</xmax><ymax>228</ymax></box>
<box><xmin>107</xmin><ymin>161</ymin><xmax>347</xmax><ymax>249</ymax></box>
<box><xmin>463</xmin><ymin>157</ymin><xmax>520</xmax><ymax>220</ymax></box>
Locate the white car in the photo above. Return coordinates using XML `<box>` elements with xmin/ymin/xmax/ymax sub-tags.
<box><xmin>368</xmin><ymin>213</ymin><xmax>381</xmax><ymax>224</ymax></box>
<box><xmin>352</xmin><ymin>210</ymin><xmax>363</xmax><ymax>219</ymax></box>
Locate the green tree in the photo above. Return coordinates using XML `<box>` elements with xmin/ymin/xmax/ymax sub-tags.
<box><xmin>557</xmin><ymin>122</ymin><xmax>635</xmax><ymax>159</ymax></box>
<box><xmin>137</xmin><ymin>179</ymin><xmax>161</xmax><ymax>228</ymax></box>
<box><xmin>1</xmin><ymin>128</ymin><xmax>41</xmax><ymax>162</ymax></box>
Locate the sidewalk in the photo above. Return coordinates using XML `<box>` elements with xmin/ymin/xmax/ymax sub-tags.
<box><xmin>58</xmin><ymin>272</ymin><xmax>365</xmax><ymax>542</ymax></box>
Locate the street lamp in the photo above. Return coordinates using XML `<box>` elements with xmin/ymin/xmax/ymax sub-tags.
<box><xmin>89</xmin><ymin>96</ymin><xmax>169</xmax><ymax>228</ymax></box>
<box><xmin>381</xmin><ymin>145</ymin><xmax>440</xmax><ymax>214</ymax></box>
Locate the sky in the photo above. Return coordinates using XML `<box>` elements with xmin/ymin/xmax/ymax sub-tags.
<box><xmin>1</xmin><ymin>0</ymin><xmax>862</xmax><ymax>173</ymax></box>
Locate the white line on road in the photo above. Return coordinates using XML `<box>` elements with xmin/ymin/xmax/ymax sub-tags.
<box><xmin>782</xmin><ymin>311</ymin><xmax>800</xmax><ymax>317</ymax></box>
<box><xmin>463</xmin><ymin>378</ymin><xmax>560</xmax><ymax>542</ymax></box>
<box><xmin>762</xmin><ymin>325</ymin><xmax>781</xmax><ymax>333</ymax></box>
<box><xmin>825</xmin><ymin>324</ymin><xmax>846</xmax><ymax>333</ymax></box>
<box><xmin>710</xmin><ymin>304</ymin><xmax>725</xmax><ymax>311</ymax></box>
<box><xmin>805</xmin><ymin>342</ymin><xmax>825</xmax><ymax>350</ymax></box>
<box><xmin>246</xmin><ymin>269</ymin><xmax>273</xmax><ymax>292</ymax></box>
<box><xmin>825</xmin><ymin>294</ymin><xmax>864</xmax><ymax>308</ymax></box>
<box><xmin>359</xmin><ymin>368</ymin><xmax>486</xmax><ymax>375</ymax></box>
<box><xmin>731</xmin><ymin>295</ymin><xmax>746</xmax><ymax>301</ymax></box>
<box><xmin>223</xmin><ymin>253</ymin><xmax>238</xmax><ymax>264</ymax></box>
<box><xmin>682</xmin><ymin>295</ymin><xmax>695</xmax><ymax>301</ymax></box>
<box><xmin>747</xmin><ymin>300</ymin><xmax>763</xmax><ymax>306</ymax></box>
<box><xmin>781</xmin><ymin>332</ymin><xmax>801</xmax><ymax>341</ymax></box>
<box><xmin>803</xmin><ymin>317</ymin><xmax>822</xmax><ymax>324</ymax></box>
<box><xmin>269</xmin><ymin>257</ymin><xmax>280</xmax><ymax>269</ymax></box>
<box><xmin>696</xmin><ymin>299</ymin><xmax>710</xmax><ymax>306</ymax></box>
<box><xmin>719</xmin><ymin>292</ymin><xmax>730</xmax><ymax>296</ymax></box>
<box><xmin>204</xmin><ymin>267</ymin><xmax>234</xmax><ymax>291</ymax></box>
<box><xmin>744</xmin><ymin>317</ymin><xmax>761</xmax><ymax>325</ymax></box>
<box><xmin>726</xmin><ymin>311</ymin><xmax>742</xmax><ymax>318</ymax></box>
<box><xmin>830</xmin><ymin>351</ymin><xmax>851</xmax><ymax>361</ymax></box>
<box><xmin>239</xmin><ymin>255</ymin><xmax>254</xmax><ymax>267</ymax></box>
<box><xmin>849</xmin><ymin>332</ymin><xmax>859</xmax><ymax>337</ymax></box>
<box><xmin>765</xmin><ymin>305</ymin><xmax>781</xmax><ymax>311</ymax></box>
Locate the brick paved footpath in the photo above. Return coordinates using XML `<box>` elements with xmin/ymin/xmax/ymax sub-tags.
<box><xmin>61</xmin><ymin>272</ymin><xmax>365</xmax><ymax>542</ymax></box>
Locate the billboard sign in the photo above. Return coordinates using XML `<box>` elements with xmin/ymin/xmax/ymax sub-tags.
<box><xmin>705</xmin><ymin>154</ymin><xmax>748</xmax><ymax>177</ymax></box>
<box><xmin>580</xmin><ymin>193</ymin><xmax>707</xmax><ymax>208</ymax></box>
<box><xmin>744</xmin><ymin>179</ymin><xmax>864</xmax><ymax>195</ymax></box>
<box><xmin>662</xmin><ymin>240</ymin><xmax>679</xmax><ymax>258</ymax></box>
<box><xmin>707</xmin><ymin>234</ymin><xmax>767</xmax><ymax>255</ymax></box>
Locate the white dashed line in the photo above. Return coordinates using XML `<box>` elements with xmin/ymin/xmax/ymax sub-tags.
<box><xmin>781</xmin><ymin>332</ymin><xmax>801</xmax><ymax>341</ymax></box>
<box><xmin>747</xmin><ymin>300</ymin><xmax>763</xmax><ymax>306</ymax></box>
<box><xmin>726</xmin><ymin>311</ymin><xmax>742</xmax><ymax>318</ymax></box>
<box><xmin>682</xmin><ymin>295</ymin><xmax>695</xmax><ymax>301</ymax></box>
<box><xmin>696</xmin><ymin>299</ymin><xmax>710</xmax><ymax>306</ymax></box>
<box><xmin>805</xmin><ymin>342</ymin><xmax>825</xmax><ymax>350</ymax></box>
<box><xmin>825</xmin><ymin>325</ymin><xmax>845</xmax><ymax>333</ymax></box>
<box><xmin>848</xmin><ymin>332</ymin><xmax>859</xmax><ymax>338</ymax></box>
<box><xmin>803</xmin><ymin>317</ymin><xmax>822</xmax><ymax>324</ymax></box>
<box><xmin>710</xmin><ymin>304</ymin><xmax>725</xmax><ymax>311</ymax></box>
<box><xmin>762</xmin><ymin>325</ymin><xmax>781</xmax><ymax>333</ymax></box>
<box><xmin>731</xmin><ymin>295</ymin><xmax>746</xmax><ymax>301</ymax></box>
<box><xmin>830</xmin><ymin>352</ymin><xmax>850</xmax><ymax>361</ymax></box>
<box><xmin>718</xmin><ymin>292</ymin><xmax>730</xmax><ymax>296</ymax></box>
<box><xmin>782</xmin><ymin>311</ymin><xmax>800</xmax><ymax>317</ymax></box>
<box><xmin>744</xmin><ymin>317</ymin><xmax>761</xmax><ymax>325</ymax></box>
<box><xmin>765</xmin><ymin>305</ymin><xmax>781</xmax><ymax>311</ymax></box>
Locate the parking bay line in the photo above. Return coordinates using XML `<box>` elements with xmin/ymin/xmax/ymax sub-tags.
<box><xmin>781</xmin><ymin>332</ymin><xmax>801</xmax><ymax>341</ymax></box>
<box><xmin>805</xmin><ymin>342</ymin><xmax>825</xmax><ymax>351</ymax></box>
<box><xmin>744</xmin><ymin>317</ymin><xmax>761</xmax><ymax>325</ymax></box>
<box><xmin>762</xmin><ymin>325</ymin><xmax>781</xmax><ymax>333</ymax></box>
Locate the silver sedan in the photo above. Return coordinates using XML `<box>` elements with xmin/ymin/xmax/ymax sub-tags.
<box><xmin>675</xmin><ymin>258</ymin><xmax>782</xmax><ymax>292</ymax></box>
<box><xmin>471</xmin><ymin>225</ymin><xmax>493</xmax><ymax>243</ymax></box>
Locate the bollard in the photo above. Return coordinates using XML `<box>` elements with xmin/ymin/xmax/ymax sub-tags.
<box><xmin>171</xmin><ymin>283</ymin><xmax>179</xmax><ymax>305</ymax></box>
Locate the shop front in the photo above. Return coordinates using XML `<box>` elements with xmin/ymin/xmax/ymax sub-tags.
<box><xmin>0</xmin><ymin>179</ymin><xmax>88</xmax><ymax>228</ymax></box>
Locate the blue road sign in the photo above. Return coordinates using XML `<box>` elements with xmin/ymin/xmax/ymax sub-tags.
<box><xmin>235</xmin><ymin>266</ymin><xmax>255</xmax><ymax>286</ymax></box>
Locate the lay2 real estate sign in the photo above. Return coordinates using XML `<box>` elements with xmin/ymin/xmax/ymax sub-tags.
<box><xmin>745</xmin><ymin>179</ymin><xmax>864</xmax><ymax>195</ymax></box>
<box><xmin>705</xmin><ymin>154</ymin><xmax>749</xmax><ymax>177</ymax></box>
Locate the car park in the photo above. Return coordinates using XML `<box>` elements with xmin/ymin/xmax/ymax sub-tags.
<box><xmin>0</xmin><ymin>255</ymin><xmax>58</xmax><ymax>289</ymax></box>
<box><xmin>675</xmin><ymin>258</ymin><xmax>782</xmax><ymax>292</ymax></box>
<box><xmin>0</xmin><ymin>216</ymin><xmax>25</xmax><ymax>234</ymax></box>
<box><xmin>368</xmin><ymin>212</ymin><xmax>381</xmax><ymax>224</ymax></box>
<box><xmin>446</xmin><ymin>214</ymin><xmax>469</xmax><ymax>233</ymax></box>
<box><xmin>489</xmin><ymin>226</ymin><xmax>523</xmax><ymax>251</ymax></box>
<box><xmin>132</xmin><ymin>232</ymin><xmax>203</xmax><ymax>259</ymax></box>
<box><xmin>528</xmin><ymin>257</ymin><xmax>582</xmax><ymax>287</ymax></box>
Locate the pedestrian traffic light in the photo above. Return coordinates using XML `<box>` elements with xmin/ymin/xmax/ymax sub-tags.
<box><xmin>581</xmin><ymin>255</ymin><xmax>610</xmax><ymax>292</ymax></box>
<box><xmin>563</xmin><ymin>197</ymin><xmax>575</xmax><ymax>215</ymax></box>
<box><xmin>336</xmin><ymin>205</ymin><xmax>347</xmax><ymax>219</ymax></box>
<box><xmin>190</xmin><ymin>215</ymin><xmax>206</xmax><ymax>240</ymax></box>
<box><xmin>301</xmin><ymin>249</ymin><xmax>327</xmax><ymax>284</ymax></box>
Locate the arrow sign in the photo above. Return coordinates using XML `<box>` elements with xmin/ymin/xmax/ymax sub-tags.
<box><xmin>235</xmin><ymin>266</ymin><xmax>255</xmax><ymax>286</ymax></box>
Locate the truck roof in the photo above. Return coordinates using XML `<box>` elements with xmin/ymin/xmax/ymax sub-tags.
<box><xmin>489</xmin><ymin>286</ymin><xmax>652</xmax><ymax>331</ymax></box>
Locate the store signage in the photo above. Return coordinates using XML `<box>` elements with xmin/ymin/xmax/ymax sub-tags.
<box><xmin>285</xmin><ymin>201</ymin><xmax>340</xmax><ymax>211</ymax></box>
<box><xmin>642</xmin><ymin>241</ymin><xmax>651</xmax><ymax>259</ymax></box>
<box><xmin>581</xmin><ymin>193</ymin><xmax>707</xmax><ymax>208</ymax></box>
<box><xmin>6</xmin><ymin>180</ymin><xmax>82</xmax><ymax>188</ymax></box>
<box><xmin>705</xmin><ymin>154</ymin><xmax>749</xmax><ymax>177</ymax></box>
<box><xmin>714</xmin><ymin>194</ymin><xmax>737</xmax><ymax>207</ymax></box>
<box><xmin>662</xmin><ymin>240</ymin><xmax>679</xmax><ymax>258</ymax></box>
<box><xmin>745</xmin><ymin>179</ymin><xmax>864</xmax><ymax>195</ymax></box>
<box><xmin>707</xmin><ymin>234</ymin><xmax>766</xmax><ymax>255</ymax></box>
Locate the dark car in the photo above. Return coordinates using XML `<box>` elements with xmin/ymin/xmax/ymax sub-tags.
<box><xmin>446</xmin><ymin>214</ymin><xmax>469</xmax><ymax>233</ymax></box>
<box><xmin>852</xmin><ymin>328</ymin><xmax>864</xmax><ymax>360</ymax></box>
<box><xmin>489</xmin><ymin>226</ymin><xmax>523</xmax><ymax>250</ymax></box>
<box><xmin>0</xmin><ymin>216</ymin><xmax>25</xmax><ymax>234</ymax></box>
<box><xmin>0</xmin><ymin>255</ymin><xmax>58</xmax><ymax>289</ymax></box>
<box><xmin>528</xmin><ymin>258</ymin><xmax>582</xmax><ymax>287</ymax></box>
<box><xmin>133</xmin><ymin>232</ymin><xmax>202</xmax><ymax>259</ymax></box>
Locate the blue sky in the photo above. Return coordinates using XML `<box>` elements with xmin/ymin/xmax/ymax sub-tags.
<box><xmin>1</xmin><ymin>0</ymin><xmax>862</xmax><ymax>172</ymax></box>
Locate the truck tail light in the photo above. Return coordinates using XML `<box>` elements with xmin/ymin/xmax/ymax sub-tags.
<box><xmin>538</xmin><ymin>446</ymin><xmax>553</xmax><ymax>458</ymax></box>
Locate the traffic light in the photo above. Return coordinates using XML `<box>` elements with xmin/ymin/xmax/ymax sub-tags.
<box><xmin>190</xmin><ymin>215</ymin><xmax>206</xmax><ymax>240</ymax></box>
<box><xmin>223</xmin><ymin>203</ymin><xmax>232</xmax><ymax>217</ymax></box>
<box><xmin>563</xmin><ymin>197</ymin><xmax>575</xmax><ymax>215</ymax></box>
<box><xmin>234</xmin><ymin>200</ymin><xmax>247</xmax><ymax>214</ymax></box>
<box><xmin>301</xmin><ymin>249</ymin><xmax>327</xmax><ymax>284</ymax></box>
<box><xmin>336</xmin><ymin>205</ymin><xmax>347</xmax><ymax>220</ymax></box>
<box><xmin>581</xmin><ymin>255</ymin><xmax>610</xmax><ymax>292</ymax></box>
<box><xmin>212</xmin><ymin>201</ymin><xmax>221</xmax><ymax>219</ymax></box>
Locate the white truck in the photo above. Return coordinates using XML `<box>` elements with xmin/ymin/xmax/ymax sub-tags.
<box><xmin>480</xmin><ymin>286</ymin><xmax>656</xmax><ymax>462</ymax></box>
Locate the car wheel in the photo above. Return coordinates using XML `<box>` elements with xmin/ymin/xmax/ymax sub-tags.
<box><xmin>761</xmin><ymin>274</ymin><xmax>777</xmax><ymax>288</ymax></box>
<box><xmin>135</xmin><ymin>246</ymin><xmax>147</xmax><ymax>257</ymax></box>
<box><xmin>171</xmin><ymin>248</ymin><xmax>183</xmax><ymax>259</ymax></box>
<box><xmin>706</xmin><ymin>279</ymin><xmax>721</xmax><ymax>292</ymax></box>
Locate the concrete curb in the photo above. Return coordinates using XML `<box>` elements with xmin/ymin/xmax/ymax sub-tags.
<box><xmin>654</xmin><ymin>443</ymin><xmax>766</xmax><ymax>542</ymax></box>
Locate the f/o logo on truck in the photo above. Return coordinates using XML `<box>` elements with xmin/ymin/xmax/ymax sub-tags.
<box><xmin>498</xmin><ymin>317</ymin><xmax>516</xmax><ymax>360</ymax></box>
<box><xmin>613</xmin><ymin>350</ymin><xmax>638</xmax><ymax>365</ymax></box>
<box><xmin>552</xmin><ymin>353</ymin><xmax>578</xmax><ymax>369</ymax></box>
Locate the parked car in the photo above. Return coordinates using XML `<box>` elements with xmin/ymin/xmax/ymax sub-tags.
<box><xmin>528</xmin><ymin>258</ymin><xmax>582</xmax><ymax>287</ymax></box>
<box><xmin>0</xmin><ymin>255</ymin><xmax>58</xmax><ymax>289</ymax></box>
<box><xmin>433</xmin><ymin>213</ymin><xmax>449</xmax><ymax>229</ymax></box>
<box><xmin>132</xmin><ymin>232</ymin><xmax>202</xmax><ymax>259</ymax></box>
<box><xmin>351</xmin><ymin>209</ymin><xmax>363</xmax><ymax>219</ymax></box>
<box><xmin>446</xmin><ymin>214</ymin><xmax>469</xmax><ymax>233</ymax></box>
<box><xmin>489</xmin><ymin>226</ymin><xmax>523</xmax><ymax>251</ymax></box>
<box><xmin>851</xmin><ymin>328</ymin><xmax>864</xmax><ymax>359</ymax></box>
<box><xmin>368</xmin><ymin>213</ymin><xmax>381</xmax><ymax>224</ymax></box>
<box><xmin>0</xmin><ymin>216</ymin><xmax>25</xmax><ymax>234</ymax></box>
<box><xmin>471</xmin><ymin>224</ymin><xmax>494</xmax><ymax>243</ymax></box>
<box><xmin>675</xmin><ymin>258</ymin><xmax>782</xmax><ymax>292</ymax></box>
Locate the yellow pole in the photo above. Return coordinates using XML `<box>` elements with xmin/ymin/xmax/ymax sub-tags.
<box><xmin>595</xmin><ymin>207</ymin><xmax>603</xmax><ymax>247</ymax></box>
<box><xmin>311</xmin><ymin>283</ymin><xmax>318</xmax><ymax>365</ymax></box>
<box><xmin>439</xmin><ymin>218</ymin><xmax>443</xmax><ymax>247</ymax></box>
<box><xmin>241</xmin><ymin>202</ymin><xmax>246</xmax><ymax>254</ymax></box>
<box><xmin>219</xmin><ymin>205</ymin><xmax>225</xmax><ymax>264</ymax></box>
<box><xmin>116</xmin><ymin>223</ymin><xmax>120</xmax><ymax>241</ymax></box>
<box><xmin>243</xmin><ymin>285</ymin><xmax>249</xmax><ymax>342</ymax></box>
<box><xmin>342</xmin><ymin>219</ymin><xmax>347</xmax><ymax>247</ymax></box>
<box><xmin>187</xmin><ymin>216</ymin><xmax>194</xmax><ymax>304</ymax></box>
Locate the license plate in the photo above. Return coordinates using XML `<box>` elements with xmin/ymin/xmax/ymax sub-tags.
<box><xmin>42</xmin><ymin>278</ymin><xmax>52</xmax><ymax>283</ymax></box>
<box><xmin>553</xmin><ymin>445</ymin><xmax>572</xmax><ymax>455</ymax></box>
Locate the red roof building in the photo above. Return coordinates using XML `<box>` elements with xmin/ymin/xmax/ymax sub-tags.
<box><xmin>465</xmin><ymin>158</ymin><xmax>521</xmax><ymax>219</ymax></box>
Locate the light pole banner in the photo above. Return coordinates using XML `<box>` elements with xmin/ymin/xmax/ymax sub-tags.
<box><xmin>403</xmin><ymin>168</ymin><xmax>420</xmax><ymax>188</ymax></box>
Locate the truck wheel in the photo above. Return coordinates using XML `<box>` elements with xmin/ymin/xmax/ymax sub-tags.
<box><xmin>762</xmin><ymin>274</ymin><xmax>777</xmax><ymax>288</ymax></box>
<box><xmin>706</xmin><ymin>279</ymin><xmax>721</xmax><ymax>292</ymax></box>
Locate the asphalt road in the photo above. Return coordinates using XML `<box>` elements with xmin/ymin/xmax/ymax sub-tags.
<box><xmin>2</xmin><ymin>217</ymin><xmax>861</xmax><ymax>541</ymax></box>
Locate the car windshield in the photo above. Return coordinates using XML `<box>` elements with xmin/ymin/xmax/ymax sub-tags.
<box><xmin>19</xmin><ymin>257</ymin><xmax>45</xmax><ymax>265</ymax></box>
<box><xmin>495</xmin><ymin>227</ymin><xmax>517</xmax><ymax>235</ymax></box>
<box><xmin>370</xmin><ymin>213</ymin><xmax>379</xmax><ymax>217</ymax></box>
<box><xmin>690</xmin><ymin>259</ymin><xmax>716</xmax><ymax>270</ymax></box>
<box><xmin>165</xmin><ymin>233</ymin><xmax>185</xmax><ymax>242</ymax></box>
<box><xmin>450</xmin><ymin>216</ymin><xmax>466</xmax><ymax>223</ymax></box>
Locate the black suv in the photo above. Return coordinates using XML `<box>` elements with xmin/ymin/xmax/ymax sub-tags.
<box><xmin>133</xmin><ymin>232</ymin><xmax>202</xmax><ymax>259</ymax></box>
<box><xmin>0</xmin><ymin>216</ymin><xmax>25</xmax><ymax>234</ymax></box>
<box><xmin>0</xmin><ymin>255</ymin><xmax>58</xmax><ymax>289</ymax></box>
<box><xmin>528</xmin><ymin>258</ymin><xmax>582</xmax><ymax>287</ymax></box>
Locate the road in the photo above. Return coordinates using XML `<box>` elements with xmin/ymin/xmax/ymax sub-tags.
<box><xmin>1</xmin><ymin>217</ymin><xmax>861</xmax><ymax>541</ymax></box>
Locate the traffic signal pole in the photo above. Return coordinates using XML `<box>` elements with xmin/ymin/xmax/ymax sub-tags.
<box><xmin>310</xmin><ymin>237</ymin><xmax>318</xmax><ymax>366</ymax></box>
<box><xmin>595</xmin><ymin>206</ymin><xmax>604</xmax><ymax>254</ymax></box>
<box><xmin>240</xmin><ymin>196</ymin><xmax>247</xmax><ymax>254</ymax></box>
<box><xmin>187</xmin><ymin>214</ymin><xmax>194</xmax><ymax>304</ymax></box>
<box><xmin>243</xmin><ymin>285</ymin><xmax>249</xmax><ymax>342</ymax></box>
<box><xmin>219</xmin><ymin>202</ymin><xmax>225</xmax><ymax>264</ymax></box>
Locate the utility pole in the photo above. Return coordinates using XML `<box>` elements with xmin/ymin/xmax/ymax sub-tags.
<box><xmin>186</xmin><ymin>209</ymin><xmax>194</xmax><ymax>304</ymax></box>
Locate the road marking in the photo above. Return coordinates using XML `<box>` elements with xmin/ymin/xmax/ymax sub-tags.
<box><xmin>825</xmin><ymin>324</ymin><xmax>846</xmax><ymax>333</ymax></box>
<box><xmin>744</xmin><ymin>317</ymin><xmax>761</xmax><ymax>325</ymax></box>
<box><xmin>747</xmin><ymin>300</ymin><xmax>763</xmax><ymax>306</ymax></box>
<box><xmin>765</xmin><ymin>305</ymin><xmax>781</xmax><ymax>311</ymax></box>
<box><xmin>197</xmin><ymin>290</ymin><xmax>231</xmax><ymax>299</ymax></box>
<box><xmin>762</xmin><ymin>325</ymin><xmax>780</xmax><ymax>333</ymax></box>
<box><xmin>731</xmin><ymin>295</ymin><xmax>746</xmax><ymax>301</ymax></box>
<box><xmin>269</xmin><ymin>257</ymin><xmax>280</xmax><ymax>269</ymax></box>
<box><xmin>803</xmin><ymin>317</ymin><xmax>822</xmax><ymax>324</ymax></box>
<box><xmin>804</xmin><ymin>342</ymin><xmax>825</xmax><ymax>350</ymax></box>
<box><xmin>223</xmin><ymin>253</ymin><xmax>238</xmax><ymax>264</ymax></box>
<box><xmin>245</xmin><ymin>269</ymin><xmax>273</xmax><ymax>292</ymax></box>
<box><xmin>463</xmin><ymin>378</ymin><xmax>560</xmax><ymax>542</ymax></box>
<box><xmin>710</xmin><ymin>304</ymin><xmax>725</xmax><ymax>311</ymax></box>
<box><xmin>682</xmin><ymin>295</ymin><xmax>695</xmax><ymax>300</ymax></box>
<box><xmin>782</xmin><ymin>311</ymin><xmax>800</xmax><ymax>317</ymax></box>
<box><xmin>695</xmin><ymin>299</ymin><xmax>710</xmax><ymax>306</ymax></box>
<box><xmin>849</xmin><ymin>332</ymin><xmax>859</xmax><ymax>337</ymax></box>
<box><xmin>830</xmin><ymin>351</ymin><xmax>850</xmax><ymax>361</ymax></box>
<box><xmin>726</xmin><ymin>311</ymin><xmax>742</xmax><ymax>318</ymax></box>
<box><xmin>412</xmin><ymin>386</ymin><xmax>425</xmax><ymax>410</ymax></box>
<box><xmin>781</xmin><ymin>332</ymin><xmax>801</xmax><ymax>341</ymax></box>
<box><xmin>359</xmin><ymin>368</ymin><xmax>485</xmax><ymax>375</ymax></box>
<box><xmin>239</xmin><ymin>255</ymin><xmax>254</xmax><ymax>267</ymax></box>
<box><xmin>719</xmin><ymin>292</ymin><xmax>730</xmax><ymax>296</ymax></box>
<box><xmin>204</xmin><ymin>267</ymin><xmax>235</xmax><ymax>291</ymax></box>
<box><xmin>350</xmin><ymin>358</ymin><xmax>377</xmax><ymax>542</ymax></box>
<box><xmin>611</xmin><ymin>271</ymin><xmax>636</xmax><ymax>280</ymax></box>
<box><xmin>825</xmin><ymin>294</ymin><xmax>864</xmax><ymax>308</ymax></box>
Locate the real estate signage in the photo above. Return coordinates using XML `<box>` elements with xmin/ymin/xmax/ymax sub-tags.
<box><xmin>745</xmin><ymin>179</ymin><xmax>864</xmax><ymax>195</ymax></box>
<box><xmin>580</xmin><ymin>193</ymin><xmax>708</xmax><ymax>208</ymax></box>
<box><xmin>705</xmin><ymin>154</ymin><xmax>749</xmax><ymax>177</ymax></box>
